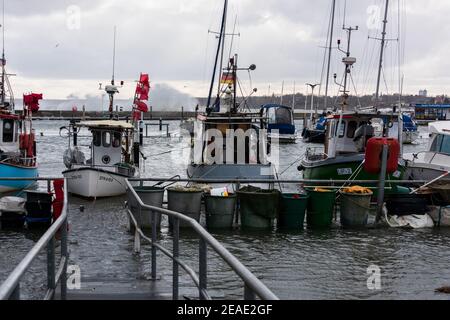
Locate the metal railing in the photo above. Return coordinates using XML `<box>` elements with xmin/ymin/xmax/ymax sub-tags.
<box><xmin>125</xmin><ymin>179</ymin><xmax>279</xmax><ymax>301</ymax></box>
<box><xmin>0</xmin><ymin>178</ymin><xmax>69</xmax><ymax>300</ymax></box>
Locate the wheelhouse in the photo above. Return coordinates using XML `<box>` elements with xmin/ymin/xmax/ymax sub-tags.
<box><xmin>260</xmin><ymin>104</ymin><xmax>295</xmax><ymax>135</ymax></box>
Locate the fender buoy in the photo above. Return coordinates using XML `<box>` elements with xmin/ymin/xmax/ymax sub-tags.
<box><xmin>364</xmin><ymin>138</ymin><xmax>400</xmax><ymax>174</ymax></box>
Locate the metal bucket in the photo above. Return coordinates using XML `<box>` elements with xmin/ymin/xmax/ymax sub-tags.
<box><xmin>168</xmin><ymin>188</ymin><xmax>203</xmax><ymax>228</ymax></box>
<box><xmin>306</xmin><ymin>188</ymin><xmax>336</xmax><ymax>228</ymax></box>
<box><xmin>279</xmin><ymin>193</ymin><xmax>309</xmax><ymax>229</ymax></box>
<box><xmin>135</xmin><ymin>187</ymin><xmax>164</xmax><ymax>229</ymax></box>
<box><xmin>205</xmin><ymin>194</ymin><xmax>236</xmax><ymax>229</ymax></box>
<box><xmin>339</xmin><ymin>190</ymin><xmax>373</xmax><ymax>227</ymax></box>
<box><xmin>237</xmin><ymin>186</ymin><xmax>280</xmax><ymax>229</ymax></box>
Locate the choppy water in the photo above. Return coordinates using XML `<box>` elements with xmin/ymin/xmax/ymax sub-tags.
<box><xmin>1</xmin><ymin>120</ymin><xmax>450</xmax><ymax>300</ymax></box>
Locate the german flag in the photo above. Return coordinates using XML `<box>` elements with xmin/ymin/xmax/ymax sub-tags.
<box><xmin>220</xmin><ymin>72</ymin><xmax>234</xmax><ymax>84</ymax></box>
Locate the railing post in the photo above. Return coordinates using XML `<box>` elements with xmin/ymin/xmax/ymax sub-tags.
<box><xmin>172</xmin><ymin>218</ymin><xmax>179</xmax><ymax>300</ymax></box>
<box><xmin>47</xmin><ymin>180</ymin><xmax>51</xmax><ymax>193</ymax></box>
<box><xmin>244</xmin><ymin>284</ymin><xmax>256</xmax><ymax>300</ymax></box>
<box><xmin>9</xmin><ymin>283</ymin><xmax>20</xmax><ymax>300</ymax></box>
<box><xmin>151</xmin><ymin>210</ymin><xmax>157</xmax><ymax>280</ymax></box>
<box><xmin>199</xmin><ymin>238</ymin><xmax>208</xmax><ymax>300</ymax></box>
<box><xmin>60</xmin><ymin>217</ymin><xmax>68</xmax><ymax>300</ymax></box>
<box><xmin>47</xmin><ymin>236</ymin><xmax>56</xmax><ymax>300</ymax></box>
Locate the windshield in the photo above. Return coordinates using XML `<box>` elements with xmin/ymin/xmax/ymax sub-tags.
<box><xmin>274</xmin><ymin>108</ymin><xmax>292</xmax><ymax>124</ymax></box>
<box><xmin>430</xmin><ymin>134</ymin><xmax>450</xmax><ymax>154</ymax></box>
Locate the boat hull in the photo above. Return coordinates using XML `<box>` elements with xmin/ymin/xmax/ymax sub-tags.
<box><xmin>301</xmin><ymin>154</ymin><xmax>405</xmax><ymax>183</ymax></box>
<box><xmin>0</xmin><ymin>163</ymin><xmax>38</xmax><ymax>193</ymax></box>
<box><xmin>63</xmin><ymin>167</ymin><xmax>136</xmax><ymax>198</ymax></box>
<box><xmin>187</xmin><ymin>163</ymin><xmax>274</xmax><ymax>191</ymax></box>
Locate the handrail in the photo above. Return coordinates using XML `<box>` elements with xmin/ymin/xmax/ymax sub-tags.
<box><xmin>0</xmin><ymin>178</ymin><xmax>69</xmax><ymax>300</ymax></box>
<box><xmin>128</xmin><ymin>177</ymin><xmax>429</xmax><ymax>185</ymax></box>
<box><xmin>126</xmin><ymin>179</ymin><xmax>279</xmax><ymax>301</ymax></box>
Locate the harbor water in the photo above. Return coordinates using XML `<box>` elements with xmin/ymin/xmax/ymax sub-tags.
<box><xmin>1</xmin><ymin>120</ymin><xmax>450</xmax><ymax>300</ymax></box>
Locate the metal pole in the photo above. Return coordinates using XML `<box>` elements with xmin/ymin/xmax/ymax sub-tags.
<box><xmin>376</xmin><ymin>144</ymin><xmax>389</xmax><ymax>222</ymax></box>
<box><xmin>151</xmin><ymin>210</ymin><xmax>157</xmax><ymax>280</ymax></box>
<box><xmin>60</xmin><ymin>217</ymin><xmax>68</xmax><ymax>300</ymax></box>
<box><xmin>375</xmin><ymin>0</ymin><xmax>390</xmax><ymax>106</ymax></box>
<box><xmin>324</xmin><ymin>0</ymin><xmax>336</xmax><ymax>110</ymax></box>
<box><xmin>47</xmin><ymin>237</ymin><xmax>56</xmax><ymax>300</ymax></box>
<box><xmin>172</xmin><ymin>218</ymin><xmax>179</xmax><ymax>300</ymax></box>
<box><xmin>9</xmin><ymin>284</ymin><xmax>20</xmax><ymax>300</ymax></box>
<box><xmin>244</xmin><ymin>284</ymin><xmax>256</xmax><ymax>300</ymax></box>
<box><xmin>199</xmin><ymin>238</ymin><xmax>208</xmax><ymax>300</ymax></box>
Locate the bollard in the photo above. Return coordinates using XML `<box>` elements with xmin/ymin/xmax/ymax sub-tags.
<box><xmin>376</xmin><ymin>144</ymin><xmax>389</xmax><ymax>222</ymax></box>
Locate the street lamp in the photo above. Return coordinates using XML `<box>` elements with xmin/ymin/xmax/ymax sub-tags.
<box><xmin>306</xmin><ymin>83</ymin><xmax>320</xmax><ymax>122</ymax></box>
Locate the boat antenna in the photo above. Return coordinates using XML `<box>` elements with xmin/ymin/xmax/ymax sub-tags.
<box><xmin>374</xmin><ymin>0</ymin><xmax>389</xmax><ymax>108</ymax></box>
<box><xmin>206</xmin><ymin>0</ymin><xmax>228</xmax><ymax>114</ymax></box>
<box><xmin>112</xmin><ymin>25</ymin><xmax>116</xmax><ymax>86</ymax></box>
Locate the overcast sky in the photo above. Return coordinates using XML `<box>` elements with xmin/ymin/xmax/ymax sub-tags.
<box><xmin>3</xmin><ymin>0</ymin><xmax>450</xmax><ymax>101</ymax></box>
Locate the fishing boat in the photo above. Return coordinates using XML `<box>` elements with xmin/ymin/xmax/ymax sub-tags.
<box><xmin>404</xmin><ymin>121</ymin><xmax>450</xmax><ymax>184</ymax></box>
<box><xmin>186</xmin><ymin>0</ymin><xmax>275</xmax><ymax>190</ymax></box>
<box><xmin>61</xmin><ymin>30</ymin><xmax>147</xmax><ymax>198</ymax></box>
<box><xmin>0</xmin><ymin>26</ymin><xmax>40</xmax><ymax>193</ymax></box>
<box><xmin>382</xmin><ymin>113</ymin><xmax>419</xmax><ymax>144</ymax></box>
<box><xmin>62</xmin><ymin>120</ymin><xmax>139</xmax><ymax>198</ymax></box>
<box><xmin>299</xmin><ymin>2</ymin><xmax>405</xmax><ymax>184</ymax></box>
<box><xmin>260</xmin><ymin>104</ymin><xmax>296</xmax><ymax>143</ymax></box>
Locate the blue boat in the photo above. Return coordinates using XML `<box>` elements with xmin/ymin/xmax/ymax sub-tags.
<box><xmin>0</xmin><ymin>40</ymin><xmax>40</xmax><ymax>193</ymax></box>
<box><xmin>260</xmin><ymin>104</ymin><xmax>297</xmax><ymax>143</ymax></box>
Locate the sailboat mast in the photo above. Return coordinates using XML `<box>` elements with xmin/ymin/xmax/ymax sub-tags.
<box><xmin>112</xmin><ymin>26</ymin><xmax>116</xmax><ymax>86</ymax></box>
<box><xmin>1</xmin><ymin>0</ymin><xmax>5</xmax><ymax>106</ymax></box>
<box><xmin>375</xmin><ymin>0</ymin><xmax>389</xmax><ymax>107</ymax></box>
<box><xmin>206</xmin><ymin>0</ymin><xmax>228</xmax><ymax>112</ymax></box>
<box><xmin>324</xmin><ymin>0</ymin><xmax>336</xmax><ymax>110</ymax></box>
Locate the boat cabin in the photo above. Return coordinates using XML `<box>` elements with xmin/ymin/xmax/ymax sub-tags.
<box><xmin>0</xmin><ymin>114</ymin><xmax>20</xmax><ymax>159</ymax></box>
<box><xmin>192</xmin><ymin>114</ymin><xmax>269</xmax><ymax>165</ymax></box>
<box><xmin>260</xmin><ymin>104</ymin><xmax>295</xmax><ymax>135</ymax></box>
<box><xmin>74</xmin><ymin>121</ymin><xmax>135</xmax><ymax>174</ymax></box>
<box><xmin>428</xmin><ymin>122</ymin><xmax>450</xmax><ymax>155</ymax></box>
<box><xmin>325</xmin><ymin>113</ymin><xmax>397</xmax><ymax>158</ymax></box>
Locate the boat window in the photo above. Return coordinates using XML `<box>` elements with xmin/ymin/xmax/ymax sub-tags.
<box><xmin>102</xmin><ymin>131</ymin><xmax>111</xmax><ymax>148</ymax></box>
<box><xmin>93</xmin><ymin>131</ymin><xmax>101</xmax><ymax>147</ymax></box>
<box><xmin>347</xmin><ymin>121</ymin><xmax>358</xmax><ymax>138</ymax></box>
<box><xmin>431</xmin><ymin>134</ymin><xmax>450</xmax><ymax>154</ymax></box>
<box><xmin>275</xmin><ymin>108</ymin><xmax>292</xmax><ymax>124</ymax></box>
<box><xmin>335</xmin><ymin>121</ymin><xmax>346</xmax><ymax>138</ymax></box>
<box><xmin>2</xmin><ymin>119</ymin><xmax>14</xmax><ymax>142</ymax></box>
<box><xmin>113</xmin><ymin>132</ymin><xmax>121</xmax><ymax>148</ymax></box>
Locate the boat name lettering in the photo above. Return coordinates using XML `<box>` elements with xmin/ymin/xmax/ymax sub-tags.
<box><xmin>99</xmin><ymin>176</ymin><xmax>114</xmax><ymax>183</ymax></box>
<box><xmin>337</xmin><ymin>168</ymin><xmax>352</xmax><ymax>175</ymax></box>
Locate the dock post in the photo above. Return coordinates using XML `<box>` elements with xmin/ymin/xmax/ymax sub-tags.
<box><xmin>172</xmin><ymin>219</ymin><xmax>180</xmax><ymax>300</ymax></box>
<box><xmin>47</xmin><ymin>237</ymin><xmax>56</xmax><ymax>300</ymax></box>
<box><xmin>159</xmin><ymin>118</ymin><xmax>163</xmax><ymax>131</ymax></box>
<box><xmin>199</xmin><ymin>238</ymin><xmax>208</xmax><ymax>300</ymax></box>
<box><xmin>151</xmin><ymin>210</ymin><xmax>157</xmax><ymax>280</ymax></box>
<box><xmin>181</xmin><ymin>106</ymin><xmax>184</xmax><ymax>121</ymax></box>
<box><xmin>60</xmin><ymin>217</ymin><xmax>68</xmax><ymax>300</ymax></box>
<box><xmin>376</xmin><ymin>144</ymin><xmax>389</xmax><ymax>222</ymax></box>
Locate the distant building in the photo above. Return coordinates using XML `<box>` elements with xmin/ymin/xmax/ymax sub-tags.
<box><xmin>418</xmin><ymin>89</ymin><xmax>428</xmax><ymax>97</ymax></box>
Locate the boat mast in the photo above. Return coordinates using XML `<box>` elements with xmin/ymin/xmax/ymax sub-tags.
<box><xmin>1</xmin><ymin>0</ymin><xmax>5</xmax><ymax>107</ymax></box>
<box><xmin>375</xmin><ymin>0</ymin><xmax>389</xmax><ymax>107</ymax></box>
<box><xmin>324</xmin><ymin>0</ymin><xmax>336</xmax><ymax>110</ymax></box>
<box><xmin>206</xmin><ymin>0</ymin><xmax>228</xmax><ymax>113</ymax></box>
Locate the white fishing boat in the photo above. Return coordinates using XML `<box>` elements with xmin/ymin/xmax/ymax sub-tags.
<box><xmin>62</xmin><ymin>120</ymin><xmax>139</xmax><ymax>198</ymax></box>
<box><xmin>61</xmin><ymin>29</ymin><xmax>149</xmax><ymax>198</ymax></box>
<box><xmin>404</xmin><ymin>121</ymin><xmax>450</xmax><ymax>184</ymax></box>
